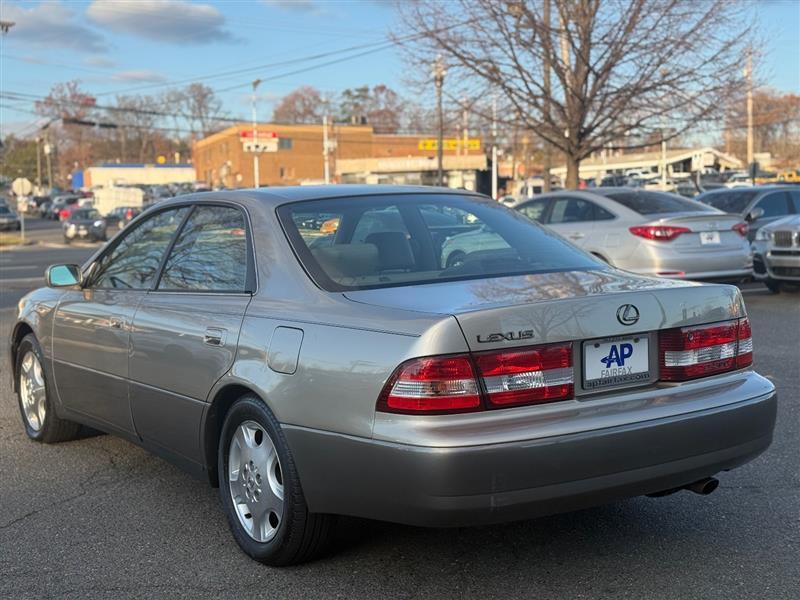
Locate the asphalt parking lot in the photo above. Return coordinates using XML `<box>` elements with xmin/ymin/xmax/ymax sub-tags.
<box><xmin>0</xmin><ymin>236</ymin><xmax>798</xmax><ymax>599</ymax></box>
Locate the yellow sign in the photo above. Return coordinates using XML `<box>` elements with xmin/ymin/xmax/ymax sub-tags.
<box><xmin>157</xmin><ymin>155</ymin><xmax>167</xmax><ymax>164</ymax></box>
<box><xmin>418</xmin><ymin>139</ymin><xmax>481</xmax><ymax>151</ymax></box>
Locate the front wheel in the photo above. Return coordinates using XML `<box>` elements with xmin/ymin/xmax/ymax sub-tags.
<box><xmin>765</xmin><ymin>278</ymin><xmax>781</xmax><ymax>293</ymax></box>
<box><xmin>15</xmin><ymin>334</ymin><xmax>81</xmax><ymax>443</ymax></box>
<box><xmin>218</xmin><ymin>394</ymin><xmax>335</xmax><ymax>566</ymax></box>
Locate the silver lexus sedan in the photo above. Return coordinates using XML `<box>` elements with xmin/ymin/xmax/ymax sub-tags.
<box><xmin>10</xmin><ymin>186</ymin><xmax>777</xmax><ymax>566</ymax></box>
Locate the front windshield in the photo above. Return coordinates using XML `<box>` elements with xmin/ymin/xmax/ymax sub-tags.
<box><xmin>278</xmin><ymin>193</ymin><xmax>603</xmax><ymax>292</ymax></box>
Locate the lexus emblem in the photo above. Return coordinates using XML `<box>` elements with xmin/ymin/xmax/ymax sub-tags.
<box><xmin>617</xmin><ymin>304</ymin><xmax>640</xmax><ymax>326</ymax></box>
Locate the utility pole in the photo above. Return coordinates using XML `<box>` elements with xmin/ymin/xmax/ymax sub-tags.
<box><xmin>492</xmin><ymin>95</ymin><xmax>498</xmax><ymax>200</ymax></box>
<box><xmin>542</xmin><ymin>0</ymin><xmax>552</xmax><ymax>192</ymax></box>
<box><xmin>251</xmin><ymin>79</ymin><xmax>262</xmax><ymax>188</ymax></box>
<box><xmin>432</xmin><ymin>56</ymin><xmax>446</xmax><ymax>187</ymax></box>
<box><xmin>462</xmin><ymin>98</ymin><xmax>469</xmax><ymax>157</ymax></box>
<box><xmin>322</xmin><ymin>114</ymin><xmax>330</xmax><ymax>184</ymax></box>
<box><xmin>661</xmin><ymin>115</ymin><xmax>667</xmax><ymax>189</ymax></box>
<box><xmin>35</xmin><ymin>136</ymin><xmax>42</xmax><ymax>193</ymax></box>
<box><xmin>745</xmin><ymin>50</ymin><xmax>754</xmax><ymax>183</ymax></box>
<box><xmin>43</xmin><ymin>133</ymin><xmax>53</xmax><ymax>191</ymax></box>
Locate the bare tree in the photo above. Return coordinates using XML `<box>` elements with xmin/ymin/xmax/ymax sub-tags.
<box><xmin>272</xmin><ymin>86</ymin><xmax>325</xmax><ymax>124</ymax></box>
<box><xmin>114</xmin><ymin>95</ymin><xmax>158</xmax><ymax>162</ymax></box>
<box><xmin>172</xmin><ymin>83</ymin><xmax>226</xmax><ymax>138</ymax></box>
<box><xmin>396</xmin><ymin>0</ymin><xmax>754</xmax><ymax>187</ymax></box>
<box><xmin>724</xmin><ymin>89</ymin><xmax>800</xmax><ymax>166</ymax></box>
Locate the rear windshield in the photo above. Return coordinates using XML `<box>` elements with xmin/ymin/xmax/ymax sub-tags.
<box><xmin>72</xmin><ymin>209</ymin><xmax>100</xmax><ymax>220</ymax></box>
<box><xmin>698</xmin><ymin>190</ymin><xmax>758</xmax><ymax>214</ymax></box>
<box><xmin>278</xmin><ymin>194</ymin><xmax>602</xmax><ymax>291</ymax></box>
<box><xmin>604</xmin><ymin>190</ymin><xmax>717</xmax><ymax>215</ymax></box>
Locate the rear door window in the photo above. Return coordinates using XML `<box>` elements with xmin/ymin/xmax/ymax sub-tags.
<box><xmin>605</xmin><ymin>191</ymin><xmax>717</xmax><ymax>215</ymax></box>
<box><xmin>756</xmin><ymin>192</ymin><xmax>791</xmax><ymax>218</ymax></box>
<box><xmin>158</xmin><ymin>205</ymin><xmax>249</xmax><ymax>292</ymax></box>
<box><xmin>549</xmin><ymin>198</ymin><xmax>595</xmax><ymax>223</ymax></box>
<box><xmin>516</xmin><ymin>199</ymin><xmax>549</xmax><ymax>223</ymax></box>
<box><xmin>789</xmin><ymin>190</ymin><xmax>800</xmax><ymax>212</ymax></box>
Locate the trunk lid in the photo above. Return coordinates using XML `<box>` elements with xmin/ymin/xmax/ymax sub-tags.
<box><xmin>646</xmin><ymin>212</ymin><xmax>746</xmax><ymax>252</ymax></box>
<box><xmin>344</xmin><ymin>269</ymin><xmax>744</xmax><ymax>352</ymax></box>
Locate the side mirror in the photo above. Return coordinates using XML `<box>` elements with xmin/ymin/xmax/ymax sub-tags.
<box><xmin>747</xmin><ymin>207</ymin><xmax>765</xmax><ymax>222</ymax></box>
<box><xmin>46</xmin><ymin>264</ymin><xmax>82</xmax><ymax>288</ymax></box>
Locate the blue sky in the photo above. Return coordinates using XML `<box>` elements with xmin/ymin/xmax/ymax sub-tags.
<box><xmin>1</xmin><ymin>0</ymin><xmax>798</xmax><ymax>137</ymax></box>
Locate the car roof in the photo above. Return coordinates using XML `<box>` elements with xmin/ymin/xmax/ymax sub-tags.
<box><xmin>700</xmin><ymin>185</ymin><xmax>795</xmax><ymax>196</ymax></box>
<box><xmin>155</xmin><ymin>185</ymin><xmax>486</xmax><ymax>210</ymax></box>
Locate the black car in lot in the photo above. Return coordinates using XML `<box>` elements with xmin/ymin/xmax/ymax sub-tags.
<box><xmin>104</xmin><ymin>206</ymin><xmax>142</xmax><ymax>230</ymax></box>
<box><xmin>62</xmin><ymin>208</ymin><xmax>107</xmax><ymax>243</ymax></box>
<box><xmin>697</xmin><ymin>186</ymin><xmax>800</xmax><ymax>241</ymax></box>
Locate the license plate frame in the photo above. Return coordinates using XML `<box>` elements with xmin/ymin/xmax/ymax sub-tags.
<box><xmin>700</xmin><ymin>231</ymin><xmax>721</xmax><ymax>245</ymax></box>
<box><xmin>583</xmin><ymin>335</ymin><xmax>651</xmax><ymax>391</ymax></box>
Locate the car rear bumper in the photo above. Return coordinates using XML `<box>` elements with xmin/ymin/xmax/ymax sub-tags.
<box><xmin>615</xmin><ymin>243</ymin><xmax>752</xmax><ymax>280</ymax></box>
<box><xmin>285</xmin><ymin>387</ymin><xmax>776</xmax><ymax>527</ymax></box>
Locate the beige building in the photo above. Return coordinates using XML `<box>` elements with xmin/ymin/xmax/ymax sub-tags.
<box><xmin>552</xmin><ymin>146</ymin><xmax>743</xmax><ymax>181</ymax></box>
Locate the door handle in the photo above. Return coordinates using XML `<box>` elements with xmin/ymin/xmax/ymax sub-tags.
<box><xmin>109</xmin><ymin>315</ymin><xmax>125</xmax><ymax>329</ymax></box>
<box><xmin>204</xmin><ymin>327</ymin><xmax>227</xmax><ymax>347</ymax></box>
<box><xmin>568</xmin><ymin>232</ymin><xmax>585</xmax><ymax>240</ymax></box>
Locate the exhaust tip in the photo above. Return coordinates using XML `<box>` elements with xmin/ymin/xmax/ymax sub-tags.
<box><xmin>686</xmin><ymin>477</ymin><xmax>719</xmax><ymax>495</ymax></box>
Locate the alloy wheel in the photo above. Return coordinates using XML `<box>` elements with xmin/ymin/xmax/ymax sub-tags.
<box><xmin>19</xmin><ymin>351</ymin><xmax>46</xmax><ymax>432</ymax></box>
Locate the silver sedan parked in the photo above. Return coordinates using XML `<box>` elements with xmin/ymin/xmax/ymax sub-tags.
<box><xmin>508</xmin><ymin>188</ymin><xmax>752</xmax><ymax>280</ymax></box>
<box><xmin>10</xmin><ymin>186</ymin><xmax>776</xmax><ymax>565</ymax></box>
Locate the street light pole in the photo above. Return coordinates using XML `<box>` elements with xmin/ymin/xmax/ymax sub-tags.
<box><xmin>745</xmin><ymin>51</ymin><xmax>754</xmax><ymax>182</ymax></box>
<box><xmin>251</xmin><ymin>79</ymin><xmax>262</xmax><ymax>188</ymax></box>
<box><xmin>492</xmin><ymin>95</ymin><xmax>498</xmax><ymax>200</ymax></box>
<box><xmin>322</xmin><ymin>114</ymin><xmax>330</xmax><ymax>184</ymax></box>
<box><xmin>661</xmin><ymin>115</ymin><xmax>667</xmax><ymax>189</ymax></box>
<box><xmin>432</xmin><ymin>56</ymin><xmax>447</xmax><ymax>187</ymax></box>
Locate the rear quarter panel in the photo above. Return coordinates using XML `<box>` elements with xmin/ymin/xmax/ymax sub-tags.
<box><xmin>221</xmin><ymin>309</ymin><xmax>468</xmax><ymax>438</ymax></box>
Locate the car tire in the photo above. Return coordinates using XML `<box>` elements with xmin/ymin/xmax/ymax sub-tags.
<box><xmin>765</xmin><ymin>278</ymin><xmax>781</xmax><ymax>293</ymax></box>
<box><xmin>15</xmin><ymin>334</ymin><xmax>81</xmax><ymax>443</ymax></box>
<box><xmin>445</xmin><ymin>251</ymin><xmax>466</xmax><ymax>269</ymax></box>
<box><xmin>218</xmin><ymin>394</ymin><xmax>335</xmax><ymax>566</ymax></box>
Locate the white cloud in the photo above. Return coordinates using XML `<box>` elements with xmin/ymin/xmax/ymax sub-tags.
<box><xmin>87</xmin><ymin>0</ymin><xmax>236</xmax><ymax>44</ymax></box>
<box><xmin>2</xmin><ymin>1</ymin><xmax>108</xmax><ymax>53</ymax></box>
<box><xmin>112</xmin><ymin>70</ymin><xmax>168</xmax><ymax>83</ymax></box>
<box><xmin>84</xmin><ymin>56</ymin><xmax>117</xmax><ymax>69</ymax></box>
<box><xmin>264</xmin><ymin>0</ymin><xmax>328</xmax><ymax>15</ymax></box>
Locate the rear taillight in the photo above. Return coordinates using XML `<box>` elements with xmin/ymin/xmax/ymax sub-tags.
<box><xmin>377</xmin><ymin>355</ymin><xmax>481</xmax><ymax>414</ymax></box>
<box><xmin>659</xmin><ymin>317</ymin><xmax>753</xmax><ymax>381</ymax></box>
<box><xmin>732</xmin><ymin>222</ymin><xmax>749</xmax><ymax>237</ymax></box>
<box><xmin>377</xmin><ymin>342</ymin><xmax>574</xmax><ymax>414</ymax></box>
<box><xmin>736</xmin><ymin>317</ymin><xmax>753</xmax><ymax>368</ymax></box>
<box><xmin>629</xmin><ymin>225</ymin><xmax>691</xmax><ymax>241</ymax></box>
<box><xmin>474</xmin><ymin>342</ymin><xmax>573</xmax><ymax>407</ymax></box>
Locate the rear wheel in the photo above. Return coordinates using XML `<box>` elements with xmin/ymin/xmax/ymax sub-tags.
<box><xmin>15</xmin><ymin>334</ymin><xmax>81</xmax><ymax>443</ymax></box>
<box><xmin>218</xmin><ymin>394</ymin><xmax>335</xmax><ymax>566</ymax></box>
<box><xmin>765</xmin><ymin>278</ymin><xmax>781</xmax><ymax>293</ymax></box>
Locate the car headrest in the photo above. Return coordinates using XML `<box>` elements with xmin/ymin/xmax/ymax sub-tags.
<box><xmin>365</xmin><ymin>231</ymin><xmax>415</xmax><ymax>271</ymax></box>
<box><xmin>312</xmin><ymin>244</ymin><xmax>379</xmax><ymax>279</ymax></box>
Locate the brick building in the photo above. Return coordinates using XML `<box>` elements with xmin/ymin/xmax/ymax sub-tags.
<box><xmin>192</xmin><ymin>123</ymin><xmax>482</xmax><ymax>188</ymax></box>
